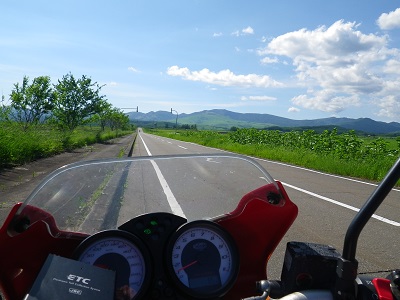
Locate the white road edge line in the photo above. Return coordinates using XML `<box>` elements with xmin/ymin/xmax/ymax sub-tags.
<box><xmin>257</xmin><ymin>157</ymin><xmax>400</xmax><ymax>191</ymax></box>
<box><xmin>139</xmin><ymin>134</ymin><xmax>186</xmax><ymax>218</ymax></box>
<box><xmin>281</xmin><ymin>181</ymin><xmax>400</xmax><ymax>227</ymax></box>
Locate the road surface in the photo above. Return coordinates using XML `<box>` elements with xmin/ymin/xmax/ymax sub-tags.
<box><xmin>132</xmin><ymin>130</ymin><xmax>399</xmax><ymax>280</ymax></box>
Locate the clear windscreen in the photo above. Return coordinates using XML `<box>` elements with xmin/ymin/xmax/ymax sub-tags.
<box><xmin>16</xmin><ymin>154</ymin><xmax>277</xmax><ymax>234</ymax></box>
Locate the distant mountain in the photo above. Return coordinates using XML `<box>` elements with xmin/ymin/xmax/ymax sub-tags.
<box><xmin>128</xmin><ymin>109</ymin><xmax>400</xmax><ymax>135</ymax></box>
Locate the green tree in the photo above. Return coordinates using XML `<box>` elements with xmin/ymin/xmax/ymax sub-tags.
<box><xmin>9</xmin><ymin>75</ymin><xmax>54</xmax><ymax>129</ymax></box>
<box><xmin>52</xmin><ymin>73</ymin><xmax>105</xmax><ymax>131</ymax></box>
<box><xmin>107</xmin><ymin>108</ymin><xmax>129</xmax><ymax>131</ymax></box>
<box><xmin>93</xmin><ymin>100</ymin><xmax>112</xmax><ymax>131</ymax></box>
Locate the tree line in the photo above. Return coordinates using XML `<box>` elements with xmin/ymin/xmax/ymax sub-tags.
<box><xmin>0</xmin><ymin>73</ymin><xmax>130</xmax><ymax>131</ymax></box>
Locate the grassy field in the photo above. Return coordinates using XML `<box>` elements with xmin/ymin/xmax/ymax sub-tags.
<box><xmin>0</xmin><ymin>124</ymin><xmax>134</xmax><ymax>168</ymax></box>
<box><xmin>147</xmin><ymin>128</ymin><xmax>400</xmax><ymax>183</ymax></box>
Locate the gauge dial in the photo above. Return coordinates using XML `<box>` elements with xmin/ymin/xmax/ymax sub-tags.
<box><xmin>74</xmin><ymin>230</ymin><xmax>151</xmax><ymax>300</ymax></box>
<box><xmin>168</xmin><ymin>220</ymin><xmax>239</xmax><ymax>299</ymax></box>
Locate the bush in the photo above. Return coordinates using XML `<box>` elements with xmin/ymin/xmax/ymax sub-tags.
<box><xmin>0</xmin><ymin>123</ymin><xmax>133</xmax><ymax>168</ymax></box>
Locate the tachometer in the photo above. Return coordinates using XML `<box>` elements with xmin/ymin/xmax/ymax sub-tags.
<box><xmin>167</xmin><ymin>220</ymin><xmax>239</xmax><ymax>299</ymax></box>
<box><xmin>73</xmin><ymin>230</ymin><xmax>151</xmax><ymax>300</ymax></box>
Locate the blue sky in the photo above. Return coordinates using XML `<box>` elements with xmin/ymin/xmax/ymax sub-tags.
<box><xmin>1</xmin><ymin>1</ymin><xmax>400</xmax><ymax>122</ymax></box>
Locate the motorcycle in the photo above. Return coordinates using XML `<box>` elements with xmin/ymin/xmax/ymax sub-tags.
<box><xmin>0</xmin><ymin>154</ymin><xmax>398</xmax><ymax>300</ymax></box>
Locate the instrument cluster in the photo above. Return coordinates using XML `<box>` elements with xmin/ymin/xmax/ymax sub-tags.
<box><xmin>73</xmin><ymin>213</ymin><xmax>239</xmax><ymax>299</ymax></box>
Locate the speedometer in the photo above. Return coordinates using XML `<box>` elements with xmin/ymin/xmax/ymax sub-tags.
<box><xmin>167</xmin><ymin>220</ymin><xmax>239</xmax><ymax>299</ymax></box>
<box><xmin>73</xmin><ymin>230</ymin><xmax>151</xmax><ymax>300</ymax></box>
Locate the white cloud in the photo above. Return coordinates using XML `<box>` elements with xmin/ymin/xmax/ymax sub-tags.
<box><xmin>261</xmin><ymin>20</ymin><xmax>386</xmax><ymax>60</ymax></box>
<box><xmin>258</xmin><ymin>20</ymin><xmax>400</xmax><ymax>116</ymax></box>
<box><xmin>375</xmin><ymin>79</ymin><xmax>400</xmax><ymax>119</ymax></box>
<box><xmin>260</xmin><ymin>56</ymin><xmax>279</xmax><ymax>64</ymax></box>
<box><xmin>292</xmin><ymin>90</ymin><xmax>360</xmax><ymax>113</ymax></box>
<box><xmin>242</xmin><ymin>26</ymin><xmax>254</xmax><ymax>35</ymax></box>
<box><xmin>232</xmin><ymin>26</ymin><xmax>254</xmax><ymax>36</ymax></box>
<box><xmin>384</xmin><ymin>59</ymin><xmax>400</xmax><ymax>74</ymax></box>
<box><xmin>377</xmin><ymin>8</ymin><xmax>400</xmax><ymax>30</ymax></box>
<box><xmin>206</xmin><ymin>85</ymin><xmax>218</xmax><ymax>91</ymax></box>
<box><xmin>128</xmin><ymin>67</ymin><xmax>140</xmax><ymax>73</ymax></box>
<box><xmin>377</xmin><ymin>95</ymin><xmax>400</xmax><ymax>119</ymax></box>
<box><xmin>108</xmin><ymin>81</ymin><xmax>118</xmax><ymax>86</ymax></box>
<box><xmin>241</xmin><ymin>95</ymin><xmax>277</xmax><ymax>101</ymax></box>
<box><xmin>213</xmin><ymin>32</ymin><xmax>223</xmax><ymax>37</ymax></box>
<box><xmin>167</xmin><ymin>66</ymin><xmax>283</xmax><ymax>88</ymax></box>
<box><xmin>288</xmin><ymin>107</ymin><xmax>300</xmax><ymax>113</ymax></box>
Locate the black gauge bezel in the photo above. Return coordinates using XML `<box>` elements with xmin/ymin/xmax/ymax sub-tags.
<box><xmin>72</xmin><ymin>229</ymin><xmax>152</xmax><ymax>300</ymax></box>
<box><xmin>166</xmin><ymin>220</ymin><xmax>239</xmax><ymax>299</ymax></box>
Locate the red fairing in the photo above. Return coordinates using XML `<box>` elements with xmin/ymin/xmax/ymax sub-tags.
<box><xmin>0</xmin><ymin>181</ymin><xmax>297</xmax><ymax>300</ymax></box>
<box><xmin>0</xmin><ymin>204</ymin><xmax>87</xmax><ymax>300</ymax></box>
<box><xmin>216</xmin><ymin>181</ymin><xmax>298</xmax><ymax>299</ymax></box>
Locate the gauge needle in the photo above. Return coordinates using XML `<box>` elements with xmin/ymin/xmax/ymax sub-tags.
<box><xmin>177</xmin><ymin>260</ymin><xmax>198</xmax><ymax>273</ymax></box>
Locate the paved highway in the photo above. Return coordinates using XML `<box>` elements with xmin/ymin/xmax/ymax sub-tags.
<box><xmin>131</xmin><ymin>130</ymin><xmax>399</xmax><ymax>280</ymax></box>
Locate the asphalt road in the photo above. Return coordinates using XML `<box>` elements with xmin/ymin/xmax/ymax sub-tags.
<box><xmin>132</xmin><ymin>130</ymin><xmax>400</xmax><ymax>280</ymax></box>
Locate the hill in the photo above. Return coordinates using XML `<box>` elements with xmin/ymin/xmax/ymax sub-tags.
<box><xmin>128</xmin><ymin>109</ymin><xmax>400</xmax><ymax>135</ymax></box>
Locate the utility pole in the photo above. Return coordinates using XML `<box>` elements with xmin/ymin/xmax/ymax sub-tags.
<box><xmin>171</xmin><ymin>108</ymin><xmax>178</xmax><ymax>129</ymax></box>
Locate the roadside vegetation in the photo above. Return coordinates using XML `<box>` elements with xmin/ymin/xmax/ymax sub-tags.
<box><xmin>147</xmin><ymin>128</ymin><xmax>400</xmax><ymax>182</ymax></box>
<box><xmin>0</xmin><ymin>74</ymin><xmax>134</xmax><ymax>168</ymax></box>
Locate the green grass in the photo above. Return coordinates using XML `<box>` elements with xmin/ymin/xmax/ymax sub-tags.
<box><xmin>0</xmin><ymin>123</ymin><xmax>134</xmax><ymax>168</ymax></box>
<box><xmin>147</xmin><ymin>128</ymin><xmax>400</xmax><ymax>183</ymax></box>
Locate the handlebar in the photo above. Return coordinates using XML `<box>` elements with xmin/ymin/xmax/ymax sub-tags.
<box><xmin>272</xmin><ymin>290</ymin><xmax>334</xmax><ymax>300</ymax></box>
<box><xmin>241</xmin><ymin>272</ymin><xmax>400</xmax><ymax>300</ymax></box>
<box><xmin>241</xmin><ymin>280</ymin><xmax>333</xmax><ymax>300</ymax></box>
<box><xmin>242</xmin><ymin>283</ymin><xmax>334</xmax><ymax>300</ymax></box>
